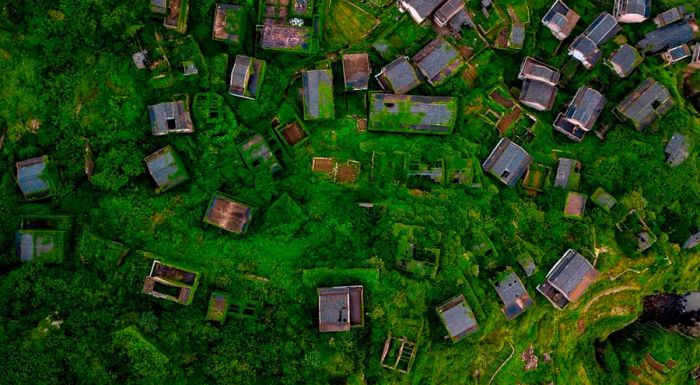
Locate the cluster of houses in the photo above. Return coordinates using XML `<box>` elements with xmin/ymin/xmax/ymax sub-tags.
<box><xmin>10</xmin><ymin>1</ymin><xmax>700</xmax><ymax>377</ymax></box>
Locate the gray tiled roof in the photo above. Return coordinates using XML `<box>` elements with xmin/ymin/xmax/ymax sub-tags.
<box><xmin>554</xmin><ymin>158</ymin><xmax>578</xmax><ymax>189</ymax></box>
<box><xmin>584</xmin><ymin>13</ymin><xmax>621</xmax><ymax>45</ymax></box>
<box><xmin>684</xmin><ymin>231</ymin><xmax>700</xmax><ymax>250</ymax></box>
<box><xmin>518</xmin><ymin>57</ymin><xmax>560</xmax><ymax>84</ymax></box>
<box><xmin>434</xmin><ymin>0</ymin><xmax>465</xmax><ymax>26</ymax></box>
<box><xmin>230</xmin><ymin>55</ymin><xmax>251</xmax><ymax>91</ymax></box>
<box><xmin>148</xmin><ymin>101</ymin><xmax>193</xmax><ymax>135</ymax></box>
<box><xmin>665</xmin><ymin>133</ymin><xmax>689</xmax><ymax>166</ymax></box>
<box><xmin>400</xmin><ymin>0</ymin><xmax>445</xmax><ymax>22</ymax></box>
<box><xmin>436</xmin><ymin>295</ymin><xmax>478</xmax><ymax>340</ymax></box>
<box><xmin>377</xmin><ymin>56</ymin><xmax>422</xmax><ymax>94</ymax></box>
<box><xmin>145</xmin><ymin>146</ymin><xmax>189</xmax><ymax>192</ymax></box>
<box><xmin>494</xmin><ymin>271</ymin><xmax>533</xmax><ymax>320</ymax></box>
<box><xmin>569</xmin><ymin>35</ymin><xmax>604</xmax><ymax>68</ymax></box>
<box><xmin>520</xmin><ymin>79</ymin><xmax>558</xmax><ymax>110</ymax></box>
<box><xmin>616</xmin><ymin>78</ymin><xmax>675</xmax><ymax>130</ymax></box>
<box><xmin>413</xmin><ymin>39</ymin><xmax>462</xmax><ymax>86</ymax></box>
<box><xmin>638</xmin><ymin>20</ymin><xmax>695</xmax><ymax>53</ymax></box>
<box><xmin>541</xmin><ymin>0</ymin><xmax>580</xmax><ymax>39</ymax></box>
<box><xmin>546</xmin><ymin>249</ymin><xmax>598</xmax><ymax>302</ymax></box>
<box><xmin>564</xmin><ymin>86</ymin><xmax>606</xmax><ymax>131</ymax></box>
<box><xmin>614</xmin><ymin>0</ymin><xmax>651</xmax><ymax>18</ymax></box>
<box><xmin>654</xmin><ymin>6</ymin><xmax>686</xmax><ymax>27</ymax></box>
<box><xmin>482</xmin><ymin>138</ymin><xmax>533</xmax><ymax>187</ymax></box>
<box><xmin>609</xmin><ymin>44</ymin><xmax>642</xmax><ymax>77</ymax></box>
<box><xmin>302</xmin><ymin>69</ymin><xmax>334</xmax><ymax>120</ymax></box>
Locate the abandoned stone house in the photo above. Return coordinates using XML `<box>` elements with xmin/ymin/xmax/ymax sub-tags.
<box><xmin>482</xmin><ymin>138</ymin><xmax>532</xmax><ymax>187</ymax></box>
<box><xmin>537</xmin><ymin>249</ymin><xmax>598</xmax><ymax>309</ymax></box>
<box><xmin>342</xmin><ymin>53</ymin><xmax>371</xmax><ymax>92</ymax></box>
<box><xmin>302</xmin><ymin>69</ymin><xmax>334</xmax><ymax>120</ymax></box>
<box><xmin>144</xmin><ymin>145</ymin><xmax>190</xmax><ymax>193</ymax></box>
<box><xmin>553</xmin><ymin>86</ymin><xmax>606</xmax><ymax>142</ymax></box>
<box><xmin>202</xmin><ymin>192</ymin><xmax>253</xmax><ymax>234</ymax></box>
<box><xmin>212</xmin><ymin>4</ymin><xmax>246</xmax><ymax>44</ymax></box>
<box><xmin>368</xmin><ymin>93</ymin><xmax>457</xmax><ymax>135</ymax></box>
<box><xmin>613</xmin><ymin>0</ymin><xmax>651</xmax><ymax>23</ymax></box>
<box><xmin>376</xmin><ymin>56</ymin><xmax>423</xmax><ymax>94</ymax></box>
<box><xmin>143</xmin><ymin>260</ymin><xmax>200</xmax><ymax>305</ymax></box>
<box><xmin>412</xmin><ymin>38</ymin><xmax>464</xmax><ymax>87</ymax></box>
<box><xmin>436</xmin><ymin>294</ymin><xmax>479</xmax><ymax>342</ymax></box>
<box><xmin>607</xmin><ymin>44</ymin><xmax>643</xmax><ymax>78</ymax></box>
<box><xmin>148</xmin><ymin>100</ymin><xmax>195</xmax><ymax>136</ymax></box>
<box><xmin>15</xmin><ymin>155</ymin><xmax>57</xmax><ymax>201</ymax></box>
<box><xmin>568</xmin><ymin>12</ymin><xmax>621</xmax><ymax>69</ymax></box>
<box><xmin>553</xmin><ymin>158</ymin><xmax>581</xmax><ymax>191</ymax></box>
<box><xmin>229</xmin><ymin>55</ymin><xmax>266</xmax><ymax>100</ymax></box>
<box><xmin>494</xmin><ymin>271</ymin><xmax>534</xmax><ymax>320</ymax></box>
<box><xmin>541</xmin><ymin>0</ymin><xmax>580</xmax><ymax>40</ymax></box>
<box><xmin>614</xmin><ymin>78</ymin><xmax>675</xmax><ymax>130</ymax></box>
<box><xmin>318</xmin><ymin>285</ymin><xmax>364</xmax><ymax>332</ymax></box>
<box><xmin>665</xmin><ymin>133</ymin><xmax>690</xmax><ymax>166</ymax></box>
<box><xmin>517</xmin><ymin>57</ymin><xmax>560</xmax><ymax>111</ymax></box>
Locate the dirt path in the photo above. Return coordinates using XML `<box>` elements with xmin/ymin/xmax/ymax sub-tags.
<box><xmin>487</xmin><ymin>341</ymin><xmax>514</xmax><ymax>385</ymax></box>
<box><xmin>582</xmin><ymin>285</ymin><xmax>641</xmax><ymax>315</ymax></box>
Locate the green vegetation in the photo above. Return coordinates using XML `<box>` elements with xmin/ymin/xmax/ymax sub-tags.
<box><xmin>0</xmin><ymin>0</ymin><xmax>698</xmax><ymax>385</ymax></box>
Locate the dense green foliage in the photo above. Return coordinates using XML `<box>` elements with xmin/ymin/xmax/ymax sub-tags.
<box><xmin>0</xmin><ymin>0</ymin><xmax>698</xmax><ymax>384</ymax></box>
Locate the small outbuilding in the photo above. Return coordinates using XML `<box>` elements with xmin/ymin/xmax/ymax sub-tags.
<box><xmin>16</xmin><ymin>230</ymin><xmax>68</xmax><ymax>263</ymax></box>
<box><xmin>206</xmin><ymin>292</ymin><xmax>231</xmax><ymax>324</ymax></box>
<box><xmin>661</xmin><ymin>44</ymin><xmax>691</xmax><ymax>64</ymax></box>
<box><xmin>665</xmin><ymin>133</ymin><xmax>689</xmax><ymax>166</ymax></box>
<box><xmin>654</xmin><ymin>5</ymin><xmax>687</xmax><ymax>27</ymax></box>
<box><xmin>591</xmin><ymin>187</ymin><xmax>617</xmax><ymax>212</ymax></box>
<box><xmin>554</xmin><ymin>158</ymin><xmax>581</xmax><ymax>190</ymax></box>
<box><xmin>564</xmin><ymin>192</ymin><xmax>587</xmax><ymax>220</ymax></box>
